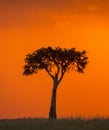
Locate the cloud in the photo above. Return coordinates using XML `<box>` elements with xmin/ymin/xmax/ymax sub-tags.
<box><xmin>0</xmin><ymin>10</ymin><xmax>56</xmax><ymax>29</ymax></box>
<box><xmin>0</xmin><ymin>0</ymin><xmax>109</xmax><ymax>28</ymax></box>
<box><xmin>0</xmin><ymin>2</ymin><xmax>56</xmax><ymax>29</ymax></box>
<box><xmin>0</xmin><ymin>0</ymin><xmax>109</xmax><ymax>12</ymax></box>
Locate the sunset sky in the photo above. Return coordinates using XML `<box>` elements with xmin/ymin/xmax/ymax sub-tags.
<box><xmin>0</xmin><ymin>0</ymin><xmax>109</xmax><ymax>119</ymax></box>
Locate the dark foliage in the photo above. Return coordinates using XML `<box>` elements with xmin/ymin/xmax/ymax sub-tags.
<box><xmin>23</xmin><ymin>47</ymin><xmax>88</xmax><ymax>77</ymax></box>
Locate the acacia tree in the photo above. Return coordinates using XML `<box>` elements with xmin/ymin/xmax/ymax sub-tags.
<box><xmin>23</xmin><ymin>47</ymin><xmax>88</xmax><ymax>119</ymax></box>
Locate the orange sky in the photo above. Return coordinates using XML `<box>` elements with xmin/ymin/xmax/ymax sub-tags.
<box><xmin>0</xmin><ymin>0</ymin><xmax>109</xmax><ymax>119</ymax></box>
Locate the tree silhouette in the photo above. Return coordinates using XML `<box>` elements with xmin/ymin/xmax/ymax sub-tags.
<box><xmin>23</xmin><ymin>47</ymin><xmax>88</xmax><ymax>119</ymax></box>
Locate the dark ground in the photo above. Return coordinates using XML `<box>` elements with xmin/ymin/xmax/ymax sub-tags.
<box><xmin>0</xmin><ymin>117</ymin><xmax>109</xmax><ymax>130</ymax></box>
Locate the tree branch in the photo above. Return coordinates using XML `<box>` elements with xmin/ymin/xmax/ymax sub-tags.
<box><xmin>54</xmin><ymin>61</ymin><xmax>60</xmax><ymax>80</ymax></box>
<box><xmin>58</xmin><ymin>70</ymin><xmax>65</xmax><ymax>84</ymax></box>
<box><xmin>45</xmin><ymin>68</ymin><xmax>55</xmax><ymax>80</ymax></box>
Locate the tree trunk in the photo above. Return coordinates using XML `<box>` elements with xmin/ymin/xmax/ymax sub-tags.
<box><xmin>49</xmin><ymin>80</ymin><xmax>58</xmax><ymax>119</ymax></box>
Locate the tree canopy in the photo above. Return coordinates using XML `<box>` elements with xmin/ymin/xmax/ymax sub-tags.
<box><xmin>23</xmin><ymin>47</ymin><xmax>88</xmax><ymax>79</ymax></box>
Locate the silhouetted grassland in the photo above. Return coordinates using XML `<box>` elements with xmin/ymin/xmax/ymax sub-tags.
<box><xmin>0</xmin><ymin>117</ymin><xmax>109</xmax><ymax>130</ymax></box>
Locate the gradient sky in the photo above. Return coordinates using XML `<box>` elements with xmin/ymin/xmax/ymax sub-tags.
<box><xmin>0</xmin><ymin>0</ymin><xmax>109</xmax><ymax>119</ymax></box>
